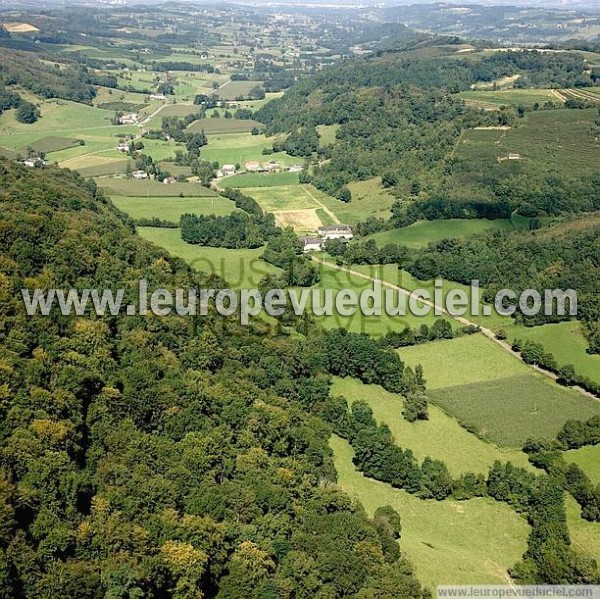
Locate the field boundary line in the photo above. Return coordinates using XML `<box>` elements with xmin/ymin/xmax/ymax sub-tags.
<box><xmin>301</xmin><ymin>185</ymin><xmax>340</xmax><ymax>224</ymax></box>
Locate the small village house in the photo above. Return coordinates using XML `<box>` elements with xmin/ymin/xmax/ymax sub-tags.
<box><xmin>132</xmin><ymin>170</ymin><xmax>148</xmax><ymax>180</ymax></box>
<box><xmin>221</xmin><ymin>164</ymin><xmax>236</xmax><ymax>176</ymax></box>
<box><xmin>302</xmin><ymin>237</ymin><xmax>323</xmax><ymax>252</ymax></box>
<box><xmin>245</xmin><ymin>161</ymin><xmax>261</xmax><ymax>172</ymax></box>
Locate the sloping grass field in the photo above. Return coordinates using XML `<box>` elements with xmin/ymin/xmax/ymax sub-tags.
<box><xmin>330</xmin><ymin>435</ymin><xmax>530</xmax><ymax>588</ymax></box>
<box><xmin>137</xmin><ymin>227</ymin><xmax>280</xmax><ymax>288</ymax></box>
<box><xmin>401</xmin><ymin>335</ymin><xmax>600</xmax><ymax>447</ymax></box>
<box><xmin>330</xmin><ymin>377</ymin><xmax>534</xmax><ymax>475</ymax></box>
<box><xmin>110</xmin><ymin>195</ymin><xmax>238</xmax><ymax>221</ymax></box>
<box><xmin>219</xmin><ymin>171</ymin><xmax>299</xmax><ymax>188</ymax></box>
<box><xmin>506</xmin><ymin>321</ymin><xmax>600</xmax><ymax>385</ymax></box>
<box><xmin>187</xmin><ymin>118</ymin><xmax>263</xmax><ymax>135</ymax></box>
<box><xmin>564</xmin><ymin>445</ymin><xmax>600</xmax><ymax>485</ymax></box>
<box><xmin>369</xmin><ymin>219</ymin><xmax>514</xmax><ymax>249</ymax></box>
<box><xmin>96</xmin><ymin>178</ymin><xmax>218</xmax><ymax>197</ymax></box>
<box><xmin>311</xmin><ymin>178</ymin><xmax>395</xmax><ymax>225</ymax></box>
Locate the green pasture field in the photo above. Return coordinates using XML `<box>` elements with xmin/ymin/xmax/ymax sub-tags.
<box><xmin>310</xmin><ymin>178</ymin><xmax>396</xmax><ymax>225</ymax></box>
<box><xmin>317</xmin><ymin>124</ymin><xmax>340</xmax><ymax>145</ymax></box>
<box><xmin>566</xmin><ymin>494</ymin><xmax>600</xmax><ymax>567</ymax></box>
<box><xmin>344</xmin><ymin>263</ymin><xmax>512</xmax><ymax>329</ymax></box>
<box><xmin>331</xmin><ymin>377</ymin><xmax>533</xmax><ymax>476</ymax></box>
<box><xmin>401</xmin><ymin>335</ymin><xmax>600</xmax><ymax>447</ymax></box>
<box><xmin>330</xmin><ymin>435</ymin><xmax>530</xmax><ymax>589</ymax></box>
<box><xmin>187</xmin><ymin>118</ymin><xmax>263</xmax><ymax>135</ymax></box>
<box><xmin>137</xmin><ymin>227</ymin><xmax>280</xmax><ymax>288</ymax></box>
<box><xmin>310</xmin><ymin>263</ymin><xmax>459</xmax><ymax>336</ymax></box>
<box><xmin>564</xmin><ymin>445</ymin><xmax>600</xmax><ymax>486</ymax></box>
<box><xmin>219</xmin><ymin>171</ymin><xmax>299</xmax><ymax>188</ymax></box>
<box><xmin>369</xmin><ymin>219</ymin><xmax>515</xmax><ymax>249</ymax></box>
<box><xmin>200</xmin><ymin>133</ymin><xmax>295</xmax><ymax>167</ymax></box>
<box><xmin>110</xmin><ymin>195</ymin><xmax>238</xmax><ymax>221</ymax></box>
<box><xmin>0</xmin><ymin>99</ymin><xmax>118</xmax><ymax>138</ymax></box>
<box><xmin>506</xmin><ymin>321</ymin><xmax>600</xmax><ymax>385</ymax></box>
<box><xmin>316</xmin><ymin>208</ymin><xmax>336</xmax><ymax>226</ymax></box>
<box><xmin>96</xmin><ymin>178</ymin><xmax>218</xmax><ymax>197</ymax></box>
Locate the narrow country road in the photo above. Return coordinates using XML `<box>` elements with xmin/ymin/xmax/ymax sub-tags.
<box><xmin>312</xmin><ymin>257</ymin><xmax>597</xmax><ymax>401</ymax></box>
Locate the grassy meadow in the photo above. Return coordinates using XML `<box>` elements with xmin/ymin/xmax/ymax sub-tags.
<box><xmin>309</xmin><ymin>263</ymin><xmax>459</xmax><ymax>336</ymax></box>
<box><xmin>96</xmin><ymin>178</ymin><xmax>218</xmax><ymax>197</ymax></box>
<box><xmin>331</xmin><ymin>377</ymin><xmax>533</xmax><ymax>475</ymax></box>
<box><xmin>330</xmin><ymin>435</ymin><xmax>530</xmax><ymax>588</ymax></box>
<box><xmin>401</xmin><ymin>335</ymin><xmax>600</xmax><ymax>447</ymax></box>
<box><xmin>369</xmin><ymin>219</ymin><xmax>515</xmax><ymax>249</ymax></box>
<box><xmin>506</xmin><ymin>321</ymin><xmax>600</xmax><ymax>385</ymax></box>
<box><xmin>137</xmin><ymin>227</ymin><xmax>280</xmax><ymax>288</ymax></box>
<box><xmin>110</xmin><ymin>195</ymin><xmax>238</xmax><ymax>221</ymax></box>
<box><xmin>219</xmin><ymin>171</ymin><xmax>299</xmax><ymax>188</ymax></box>
<box><xmin>564</xmin><ymin>445</ymin><xmax>600</xmax><ymax>485</ymax></box>
<box><xmin>313</xmin><ymin>178</ymin><xmax>396</xmax><ymax>225</ymax></box>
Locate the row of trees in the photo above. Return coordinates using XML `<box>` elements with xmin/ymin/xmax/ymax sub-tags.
<box><xmin>180</xmin><ymin>212</ymin><xmax>279</xmax><ymax>249</ymax></box>
<box><xmin>328</xmin><ymin>396</ymin><xmax>599</xmax><ymax>583</ymax></box>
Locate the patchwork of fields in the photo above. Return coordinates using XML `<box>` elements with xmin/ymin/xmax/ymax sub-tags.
<box><xmin>401</xmin><ymin>335</ymin><xmax>600</xmax><ymax>447</ymax></box>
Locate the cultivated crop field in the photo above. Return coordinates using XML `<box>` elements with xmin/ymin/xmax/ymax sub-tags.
<box><xmin>96</xmin><ymin>178</ymin><xmax>218</xmax><ymax>197</ymax></box>
<box><xmin>138</xmin><ymin>227</ymin><xmax>280</xmax><ymax>288</ymax></box>
<box><xmin>459</xmin><ymin>88</ymin><xmax>560</xmax><ymax>109</ymax></box>
<box><xmin>216</xmin><ymin>80</ymin><xmax>263</xmax><ymax>101</ymax></box>
<box><xmin>330</xmin><ymin>435</ymin><xmax>530</xmax><ymax>588</ymax></box>
<box><xmin>246</xmin><ymin>185</ymin><xmax>320</xmax><ymax>212</ymax></box>
<box><xmin>330</xmin><ymin>377</ymin><xmax>533</xmax><ymax>475</ymax></box>
<box><xmin>455</xmin><ymin>109</ymin><xmax>600</xmax><ymax>179</ymax></box>
<box><xmin>401</xmin><ymin>335</ymin><xmax>600</xmax><ymax>447</ymax></box>
<box><xmin>369</xmin><ymin>219</ymin><xmax>515</xmax><ymax>249</ymax></box>
<box><xmin>200</xmin><ymin>132</ymin><xmax>294</xmax><ymax>167</ymax></box>
<box><xmin>110</xmin><ymin>195</ymin><xmax>238</xmax><ymax>221</ymax></box>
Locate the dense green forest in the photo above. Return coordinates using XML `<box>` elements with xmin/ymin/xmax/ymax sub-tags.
<box><xmin>0</xmin><ymin>161</ymin><xmax>431</xmax><ymax>598</ymax></box>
